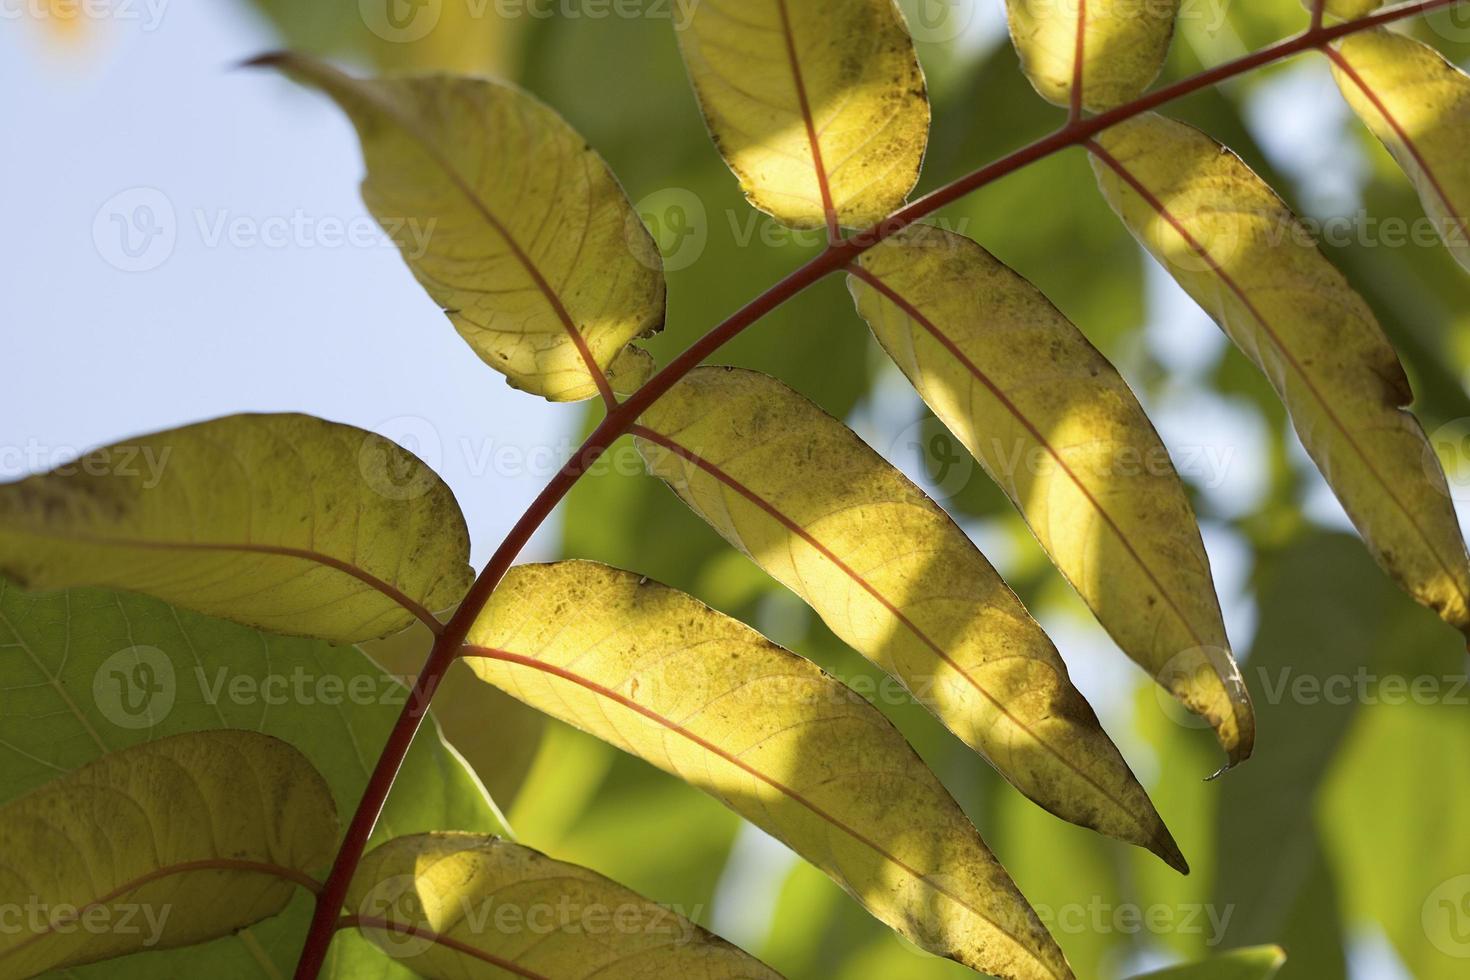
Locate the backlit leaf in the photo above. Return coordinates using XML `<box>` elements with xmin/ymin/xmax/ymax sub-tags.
<box><xmin>1329</xmin><ymin>29</ymin><xmax>1470</xmax><ymax>273</ymax></box>
<box><xmin>345</xmin><ymin>832</ymin><xmax>781</xmax><ymax>978</ymax></box>
<box><xmin>634</xmin><ymin>367</ymin><xmax>1183</xmax><ymax>871</ymax></box>
<box><xmin>849</xmin><ymin>224</ymin><xmax>1253</xmax><ymax>766</ymax></box>
<box><xmin>0</xmin><ymin>579</ymin><xmax>508</xmax><ymax>979</ymax></box>
<box><xmin>252</xmin><ymin>52</ymin><xmax>665</xmax><ymax>404</ymax></box>
<box><xmin>672</xmin><ymin>0</ymin><xmax>929</xmax><ymax>230</ymax></box>
<box><xmin>462</xmin><ymin>560</ymin><xmax>1072</xmax><ymax>980</ymax></box>
<box><xmin>0</xmin><ymin>413</ymin><xmax>472</xmax><ymax>644</ymax></box>
<box><xmin>1090</xmin><ymin>114</ymin><xmax>1470</xmax><ymax>638</ymax></box>
<box><xmin>1005</xmin><ymin>0</ymin><xmax>1179</xmax><ymax>112</ymax></box>
<box><xmin>0</xmin><ymin>730</ymin><xmax>336</xmax><ymax>976</ymax></box>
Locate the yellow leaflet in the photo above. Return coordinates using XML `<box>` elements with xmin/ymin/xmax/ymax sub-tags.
<box><xmin>1091</xmin><ymin>114</ymin><xmax>1470</xmax><ymax>636</ymax></box>
<box><xmin>1299</xmin><ymin>0</ymin><xmax>1383</xmax><ymax>21</ymax></box>
<box><xmin>849</xmin><ymin>224</ymin><xmax>1252</xmax><ymax>766</ymax></box>
<box><xmin>673</xmin><ymin>0</ymin><xmax>929</xmax><ymax>230</ymax></box>
<box><xmin>635</xmin><ymin>367</ymin><xmax>1183</xmax><ymax>871</ymax></box>
<box><xmin>463</xmin><ymin>561</ymin><xmax>1072</xmax><ymax>980</ymax></box>
<box><xmin>347</xmin><ymin>832</ymin><xmax>780</xmax><ymax>978</ymax></box>
<box><xmin>0</xmin><ymin>730</ymin><xmax>335</xmax><ymax>976</ymax></box>
<box><xmin>1005</xmin><ymin>0</ymin><xmax>1179</xmax><ymax>112</ymax></box>
<box><xmin>1330</xmin><ymin>29</ymin><xmax>1470</xmax><ymax>274</ymax></box>
<box><xmin>0</xmin><ymin>413</ymin><xmax>472</xmax><ymax>643</ymax></box>
<box><xmin>254</xmin><ymin>53</ymin><xmax>664</xmax><ymax>403</ymax></box>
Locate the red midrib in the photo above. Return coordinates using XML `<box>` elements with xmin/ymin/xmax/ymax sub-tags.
<box><xmin>461</xmin><ymin>645</ymin><xmax>1050</xmax><ymax>974</ymax></box>
<box><xmin>1089</xmin><ymin>139</ymin><xmax>1470</xmax><ymax>605</ymax></box>
<box><xmin>340</xmin><ymin>915</ymin><xmax>549</xmax><ymax>979</ymax></box>
<box><xmin>628</xmin><ymin>423</ymin><xmax>1146</xmax><ymax>832</ymax></box>
<box><xmin>1070</xmin><ymin>0</ymin><xmax>1088</xmax><ymax>119</ymax></box>
<box><xmin>24</xmin><ymin>529</ymin><xmax>442</xmax><ymax>633</ymax></box>
<box><xmin>1325</xmin><ymin>45</ymin><xmax>1469</xmax><ymax>250</ymax></box>
<box><xmin>847</xmin><ymin>265</ymin><xmax>1216</xmax><ymax>656</ymax></box>
<box><xmin>0</xmin><ymin>858</ymin><xmax>319</xmax><ymax>961</ymax></box>
<box><xmin>774</xmin><ymin>0</ymin><xmax>840</xmax><ymax>237</ymax></box>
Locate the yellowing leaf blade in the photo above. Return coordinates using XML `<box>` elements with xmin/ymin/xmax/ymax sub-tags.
<box><xmin>0</xmin><ymin>413</ymin><xmax>472</xmax><ymax>643</ymax></box>
<box><xmin>673</xmin><ymin>0</ymin><xmax>929</xmax><ymax>230</ymax></box>
<box><xmin>347</xmin><ymin>832</ymin><xmax>781</xmax><ymax>979</ymax></box>
<box><xmin>1005</xmin><ymin>0</ymin><xmax>1179</xmax><ymax>112</ymax></box>
<box><xmin>463</xmin><ymin>560</ymin><xmax>1072</xmax><ymax>980</ymax></box>
<box><xmin>849</xmin><ymin>224</ymin><xmax>1253</xmax><ymax>766</ymax></box>
<box><xmin>635</xmin><ymin>367</ymin><xmax>1183</xmax><ymax>870</ymax></box>
<box><xmin>0</xmin><ymin>730</ymin><xmax>336</xmax><ymax>976</ymax></box>
<box><xmin>1090</xmin><ymin>114</ymin><xmax>1470</xmax><ymax>636</ymax></box>
<box><xmin>253</xmin><ymin>53</ymin><xmax>664</xmax><ymax>403</ymax></box>
<box><xmin>1329</xmin><ymin>29</ymin><xmax>1470</xmax><ymax>274</ymax></box>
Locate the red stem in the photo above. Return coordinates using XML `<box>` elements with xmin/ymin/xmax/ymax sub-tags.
<box><xmin>290</xmin><ymin>1</ymin><xmax>1462</xmax><ymax>974</ymax></box>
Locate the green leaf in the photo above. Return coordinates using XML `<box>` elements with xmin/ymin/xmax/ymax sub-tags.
<box><xmin>1129</xmin><ymin>945</ymin><xmax>1286</xmax><ymax>979</ymax></box>
<box><xmin>345</xmin><ymin>832</ymin><xmax>781</xmax><ymax>978</ymax></box>
<box><xmin>251</xmin><ymin>52</ymin><xmax>665</xmax><ymax>404</ymax></box>
<box><xmin>1329</xmin><ymin>29</ymin><xmax>1470</xmax><ymax>274</ymax></box>
<box><xmin>463</xmin><ymin>560</ymin><xmax>1073</xmax><ymax>980</ymax></box>
<box><xmin>0</xmin><ymin>730</ymin><xmax>336</xmax><ymax>976</ymax></box>
<box><xmin>672</xmin><ymin>0</ymin><xmax>929</xmax><ymax>230</ymax></box>
<box><xmin>0</xmin><ymin>413</ymin><xmax>472</xmax><ymax>644</ymax></box>
<box><xmin>849</xmin><ymin>224</ymin><xmax>1252</xmax><ymax>766</ymax></box>
<box><xmin>1090</xmin><ymin>113</ymin><xmax>1470</xmax><ymax>639</ymax></box>
<box><xmin>635</xmin><ymin>366</ymin><xmax>1183</xmax><ymax>870</ymax></box>
<box><xmin>1005</xmin><ymin>0</ymin><xmax>1179</xmax><ymax>111</ymax></box>
<box><xmin>0</xmin><ymin>579</ymin><xmax>506</xmax><ymax>979</ymax></box>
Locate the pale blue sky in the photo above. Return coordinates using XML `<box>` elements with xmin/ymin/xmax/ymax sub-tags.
<box><xmin>1</xmin><ymin>3</ymin><xmax>571</xmax><ymax>567</ymax></box>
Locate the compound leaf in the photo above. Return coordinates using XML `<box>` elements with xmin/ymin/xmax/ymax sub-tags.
<box><xmin>1005</xmin><ymin>0</ymin><xmax>1179</xmax><ymax>112</ymax></box>
<box><xmin>1329</xmin><ymin>29</ymin><xmax>1470</xmax><ymax>274</ymax></box>
<box><xmin>1090</xmin><ymin>114</ymin><xmax>1470</xmax><ymax>638</ymax></box>
<box><xmin>0</xmin><ymin>730</ymin><xmax>336</xmax><ymax>976</ymax></box>
<box><xmin>634</xmin><ymin>367</ymin><xmax>1183</xmax><ymax>871</ymax></box>
<box><xmin>848</xmin><ymin>224</ymin><xmax>1253</xmax><ymax>766</ymax></box>
<box><xmin>673</xmin><ymin>0</ymin><xmax>929</xmax><ymax>231</ymax></box>
<box><xmin>346</xmin><ymin>832</ymin><xmax>780</xmax><ymax>978</ymax></box>
<box><xmin>463</xmin><ymin>560</ymin><xmax>1072</xmax><ymax>980</ymax></box>
<box><xmin>252</xmin><ymin>52</ymin><xmax>664</xmax><ymax>404</ymax></box>
<box><xmin>0</xmin><ymin>413</ymin><xmax>472</xmax><ymax>644</ymax></box>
